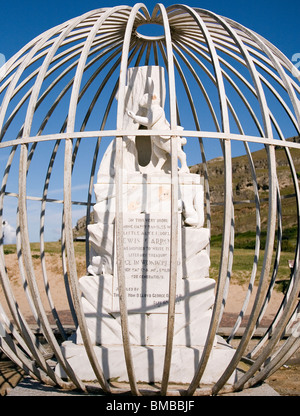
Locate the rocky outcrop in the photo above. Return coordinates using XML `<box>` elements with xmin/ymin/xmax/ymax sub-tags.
<box><xmin>73</xmin><ymin>211</ymin><xmax>94</xmax><ymax>240</ymax></box>
<box><xmin>190</xmin><ymin>139</ymin><xmax>300</xmax><ymax>204</ymax></box>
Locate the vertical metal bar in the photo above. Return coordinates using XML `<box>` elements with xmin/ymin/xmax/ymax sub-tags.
<box><xmin>0</xmin><ymin>28</ymin><xmax>81</xmax><ymax>389</ymax></box>
<box><xmin>248</xmin><ymin>142</ymin><xmax>300</xmax><ymax>357</ymax></box>
<box><xmin>40</xmin><ymin>139</ymin><xmax>68</xmax><ymax>339</ymax></box>
<box><xmin>0</xmin><ymin>24</ymin><xmax>63</xmax><ymax>341</ymax></box>
<box><xmin>152</xmin><ymin>3</ymin><xmax>179</xmax><ymax>395</ymax></box>
<box><xmin>216</xmin><ymin>13</ymin><xmax>299</xmax><ymax>389</ymax></box>
<box><xmin>17</xmin><ymin>12</ymin><xmax>110</xmax><ymax>392</ymax></box>
<box><xmin>227</xmin><ymin>142</ymin><xmax>261</xmax><ymax>342</ymax></box>
<box><xmin>1</xmin><ymin>146</ymin><xmax>41</xmax><ymax>326</ymax></box>
<box><xmin>109</xmin><ymin>3</ymin><xmax>150</xmax><ymax>396</ymax></box>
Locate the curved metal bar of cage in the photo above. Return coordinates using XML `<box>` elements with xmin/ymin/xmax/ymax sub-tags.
<box><xmin>195</xmin><ymin>8</ymin><xmax>278</xmax><ymax>395</ymax></box>
<box><xmin>3</xmin><ymin>4</ymin><xmax>300</xmax><ymax>396</ymax></box>
<box><xmin>225</xmin><ymin>148</ymin><xmax>261</xmax><ymax>342</ymax></box>
<box><xmin>1</xmin><ymin>4</ymin><xmax>132</xmax><ymax>390</ymax></box>
<box><xmin>3</xmin><ymin>129</ymin><xmax>300</xmax><ymax>150</ymax></box>
<box><xmin>171</xmin><ymin>35</ymin><xmax>264</xmax><ymax>336</ymax></box>
<box><xmin>21</xmin><ymin>9</ymin><xmax>106</xmax><ymax>345</ymax></box>
<box><xmin>31</xmin><ymin>7</ymin><xmax>103</xmax><ymax>360</ymax></box>
<box><xmin>41</xmin><ymin>13</ymin><xmax>300</xmax><ymax>360</ymax></box>
<box><xmin>0</xmin><ymin>7</ymin><xmax>138</xmax><ymax>390</ymax></box>
<box><xmin>17</xmin><ymin>11</ymin><xmax>109</xmax><ymax>392</ymax></box>
<box><xmin>152</xmin><ymin>3</ymin><xmax>181</xmax><ymax>395</ymax></box>
<box><xmin>247</xmin><ymin>136</ymin><xmax>300</xmax><ymax>359</ymax></box>
<box><xmin>40</xmin><ymin>28</ymin><xmax>117</xmax><ymax>331</ymax></box>
<box><xmin>213</xmin><ymin>14</ymin><xmax>300</xmax><ymax>394</ymax></box>
<box><xmin>223</xmin><ymin>16</ymin><xmax>300</xmax><ymax>391</ymax></box>
<box><xmin>2</xmin><ymin>149</ymin><xmax>42</xmax><ymax>331</ymax></box>
<box><xmin>171</xmin><ymin>38</ymin><xmax>255</xmax><ymax>340</ymax></box>
<box><xmin>157</xmin><ymin>5</ymin><xmax>232</xmax><ymax>392</ymax></box>
<box><xmin>0</xmin><ymin>24</ymin><xmax>82</xmax><ymax>390</ymax></box>
<box><xmin>174</xmin><ymin>4</ymin><xmax>233</xmax><ymax>395</ymax></box>
<box><xmin>63</xmin><ymin>5</ymin><xmax>140</xmax><ymax>393</ymax></box>
<box><xmin>137</xmin><ymin>7</ymin><xmax>189</xmax><ymax>395</ymax></box>
<box><xmin>4</xmin><ymin>4</ymin><xmax>298</xmax><ymax>368</ymax></box>
<box><xmin>114</xmin><ymin>2</ymin><xmax>151</xmax><ymax>396</ymax></box>
<box><xmin>38</xmin><ymin>37</ymin><xmax>131</xmax><ymax>330</ymax></box>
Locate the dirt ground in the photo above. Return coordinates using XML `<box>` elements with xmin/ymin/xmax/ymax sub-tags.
<box><xmin>0</xmin><ymin>250</ymin><xmax>299</xmax><ymax>396</ymax></box>
<box><xmin>267</xmin><ymin>364</ymin><xmax>300</xmax><ymax>396</ymax></box>
<box><xmin>0</xmin><ymin>354</ymin><xmax>25</xmax><ymax>396</ymax></box>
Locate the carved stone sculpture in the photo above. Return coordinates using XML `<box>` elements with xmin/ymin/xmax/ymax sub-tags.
<box><xmin>127</xmin><ymin>78</ymin><xmax>189</xmax><ymax>173</ymax></box>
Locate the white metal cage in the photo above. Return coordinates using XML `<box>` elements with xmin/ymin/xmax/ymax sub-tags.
<box><xmin>0</xmin><ymin>3</ymin><xmax>300</xmax><ymax>396</ymax></box>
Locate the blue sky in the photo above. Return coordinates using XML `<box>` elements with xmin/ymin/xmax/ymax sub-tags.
<box><xmin>1</xmin><ymin>0</ymin><xmax>299</xmax><ymax>61</ymax></box>
<box><xmin>0</xmin><ymin>0</ymin><xmax>299</xmax><ymax>242</ymax></box>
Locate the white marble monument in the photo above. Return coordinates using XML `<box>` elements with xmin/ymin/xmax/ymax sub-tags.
<box><xmin>56</xmin><ymin>66</ymin><xmax>237</xmax><ymax>385</ymax></box>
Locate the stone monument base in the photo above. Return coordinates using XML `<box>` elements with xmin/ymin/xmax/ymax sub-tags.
<box><xmin>73</xmin><ymin>273</ymin><xmax>215</xmax><ymax>347</ymax></box>
<box><xmin>55</xmin><ymin>339</ymin><xmax>238</xmax><ymax>385</ymax></box>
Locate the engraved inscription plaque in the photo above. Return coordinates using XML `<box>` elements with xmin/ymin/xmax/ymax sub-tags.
<box><xmin>113</xmin><ymin>213</ymin><xmax>183</xmax><ymax>313</ymax></box>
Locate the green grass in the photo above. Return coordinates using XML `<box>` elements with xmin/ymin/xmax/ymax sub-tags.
<box><xmin>3</xmin><ymin>241</ymin><xmax>86</xmax><ymax>256</ymax></box>
<box><xmin>210</xmin><ymin>244</ymin><xmax>294</xmax><ymax>290</ymax></box>
<box><xmin>211</xmin><ymin>225</ymin><xmax>299</xmax><ymax>252</ymax></box>
<box><xmin>3</xmin><ymin>245</ymin><xmax>16</xmax><ymax>255</ymax></box>
<box><xmin>210</xmin><ymin>226</ymin><xmax>297</xmax><ymax>289</ymax></box>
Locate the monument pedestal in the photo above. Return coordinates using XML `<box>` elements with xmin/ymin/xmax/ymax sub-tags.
<box><xmin>55</xmin><ymin>172</ymin><xmax>238</xmax><ymax>386</ymax></box>
<box><xmin>55</xmin><ymin>341</ymin><xmax>237</xmax><ymax>385</ymax></box>
<box><xmin>68</xmin><ymin>273</ymin><xmax>216</xmax><ymax>347</ymax></box>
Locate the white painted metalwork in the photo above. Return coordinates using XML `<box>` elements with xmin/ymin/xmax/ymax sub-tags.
<box><xmin>0</xmin><ymin>3</ymin><xmax>300</xmax><ymax>395</ymax></box>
